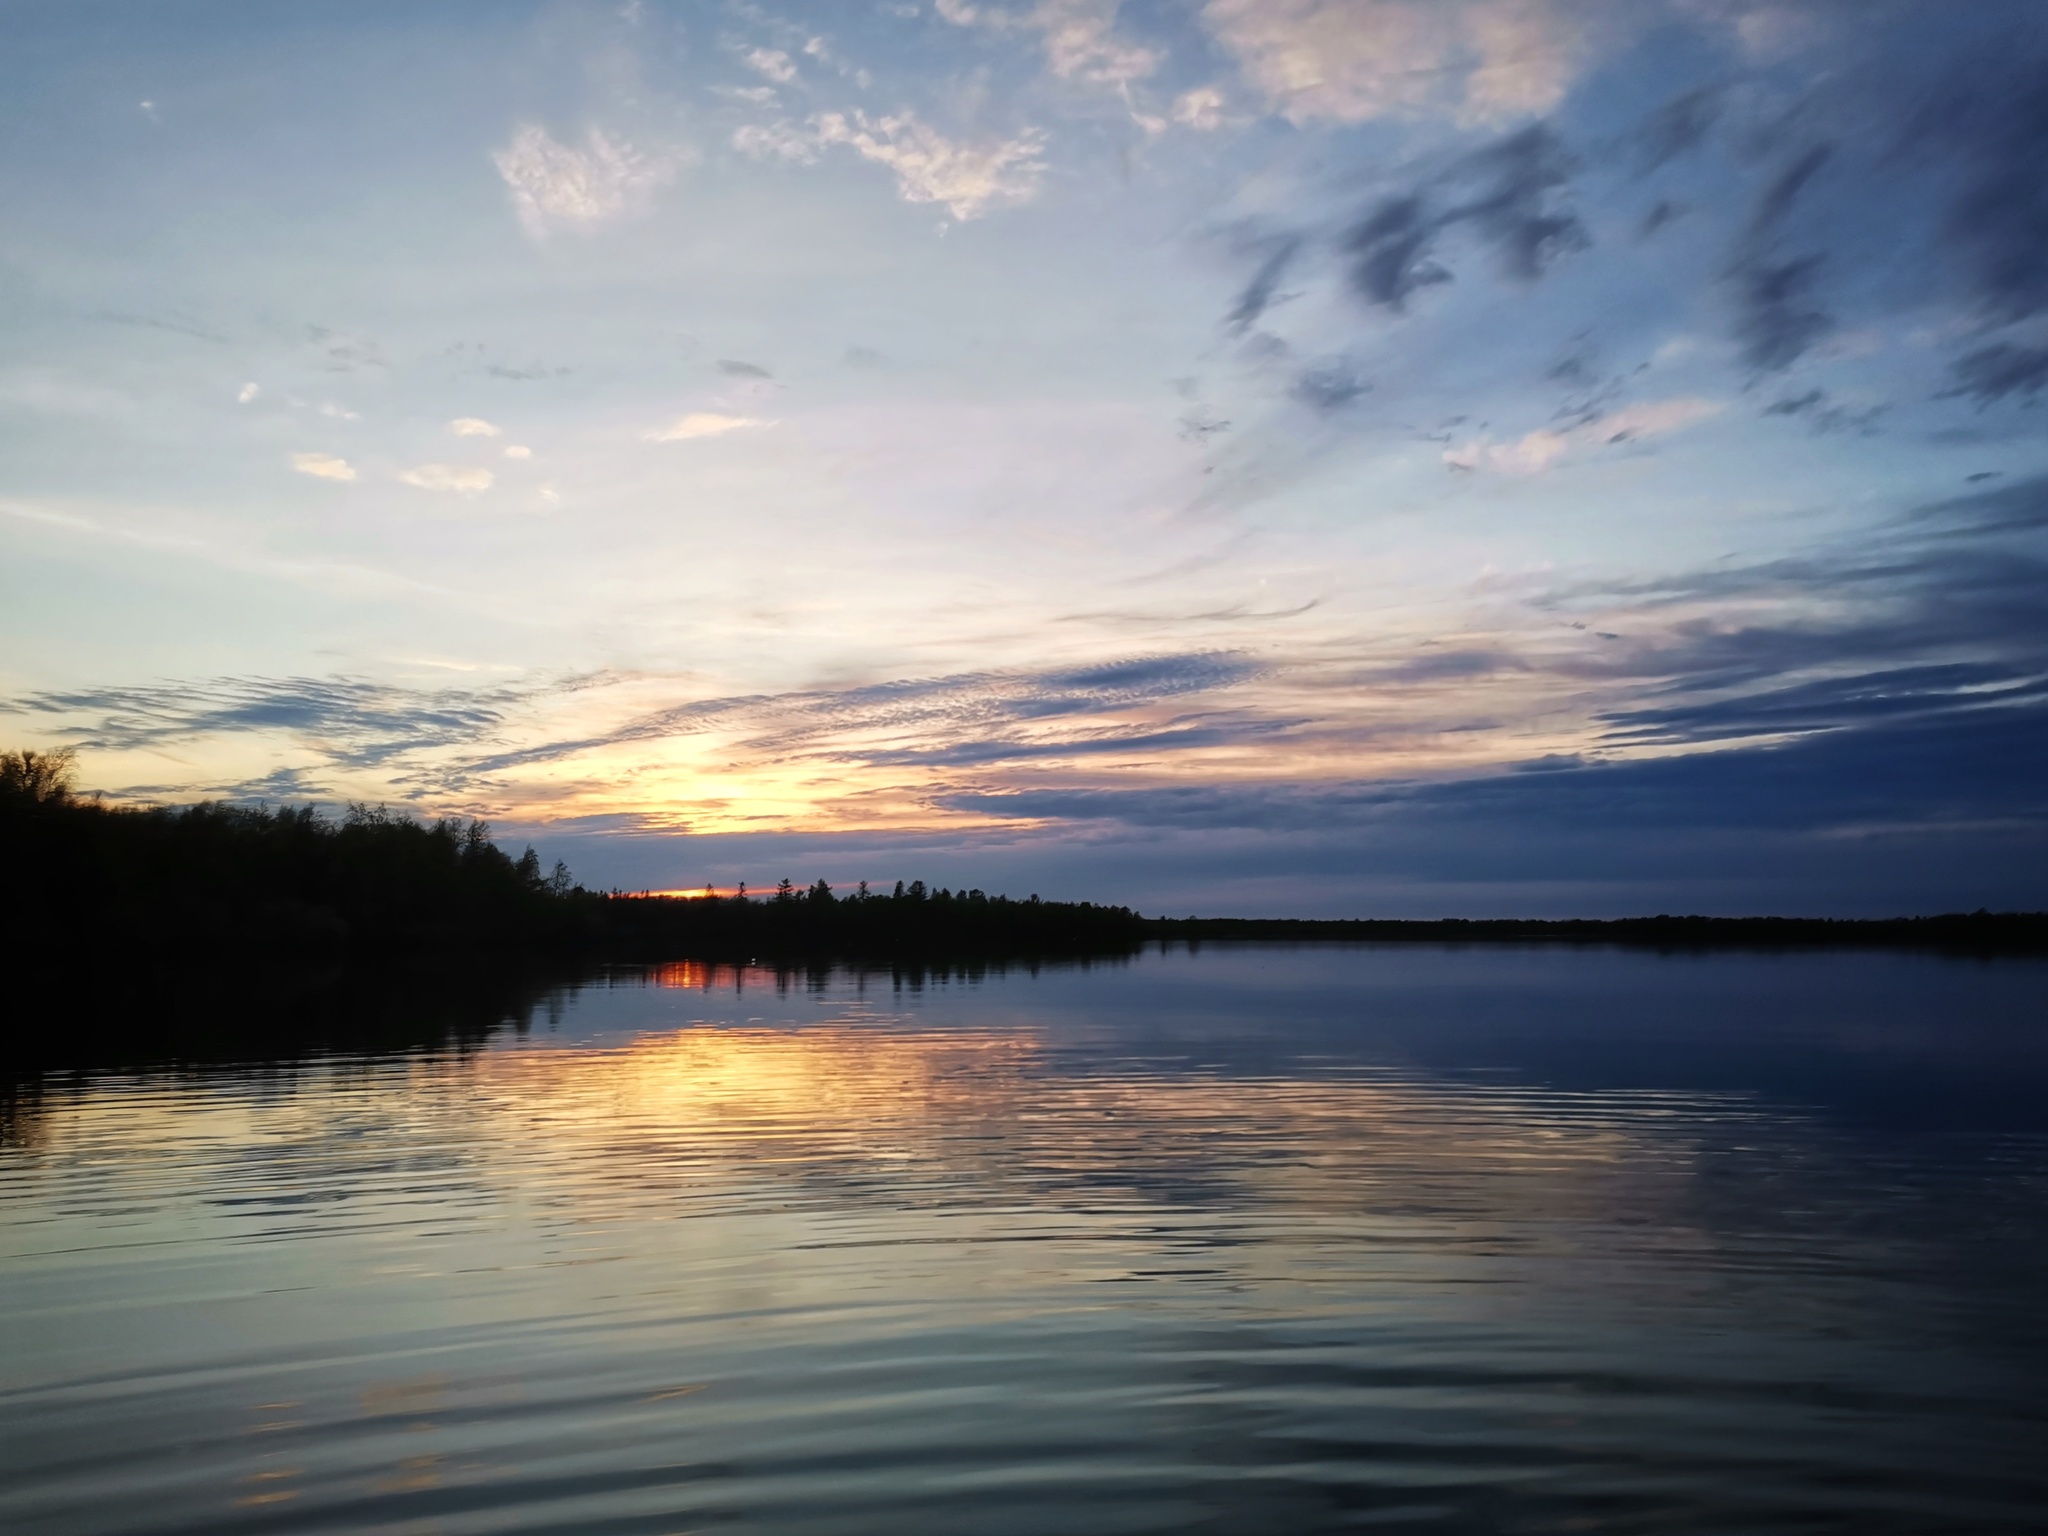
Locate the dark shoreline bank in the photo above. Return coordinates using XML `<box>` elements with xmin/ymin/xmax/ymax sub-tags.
<box><xmin>9</xmin><ymin>750</ymin><xmax>2044</xmax><ymax>972</ymax></box>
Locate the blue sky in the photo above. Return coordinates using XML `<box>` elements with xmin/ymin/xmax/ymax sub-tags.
<box><xmin>4</xmin><ymin>0</ymin><xmax>2046</xmax><ymax>914</ymax></box>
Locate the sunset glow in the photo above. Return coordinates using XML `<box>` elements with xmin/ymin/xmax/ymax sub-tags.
<box><xmin>5</xmin><ymin>2</ymin><xmax>2045</xmax><ymax>913</ymax></box>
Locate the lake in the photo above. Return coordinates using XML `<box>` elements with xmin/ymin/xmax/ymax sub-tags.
<box><xmin>3</xmin><ymin>943</ymin><xmax>2045</xmax><ymax>1534</ymax></box>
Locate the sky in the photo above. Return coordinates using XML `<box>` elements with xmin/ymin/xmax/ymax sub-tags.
<box><xmin>4</xmin><ymin>0</ymin><xmax>2047</xmax><ymax>916</ymax></box>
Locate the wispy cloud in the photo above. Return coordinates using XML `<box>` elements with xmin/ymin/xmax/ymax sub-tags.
<box><xmin>449</xmin><ymin>417</ymin><xmax>500</xmax><ymax>437</ymax></box>
<box><xmin>937</xmin><ymin>0</ymin><xmax>1160</xmax><ymax>86</ymax></box>
<box><xmin>1034</xmin><ymin>0</ymin><xmax>1160</xmax><ymax>87</ymax></box>
<box><xmin>0</xmin><ymin>673</ymin><xmax>547</xmax><ymax>791</ymax></box>
<box><xmin>1224</xmin><ymin>235</ymin><xmax>1301</xmax><ymax>336</ymax></box>
<box><xmin>814</xmin><ymin>111</ymin><xmax>1046</xmax><ymax>220</ymax></box>
<box><xmin>1444</xmin><ymin>397</ymin><xmax>1721</xmax><ymax>474</ymax></box>
<box><xmin>1173</xmin><ymin>86</ymin><xmax>1230</xmax><ymax>130</ymax></box>
<box><xmin>647</xmin><ymin>412</ymin><xmax>773</xmax><ymax>442</ymax></box>
<box><xmin>1202</xmin><ymin>0</ymin><xmax>1602</xmax><ymax>126</ymax></box>
<box><xmin>1</xmin><ymin>499</ymin><xmax>445</xmax><ymax>600</ymax></box>
<box><xmin>732</xmin><ymin>121</ymin><xmax>820</xmax><ymax>164</ymax></box>
<box><xmin>1341</xmin><ymin>123</ymin><xmax>1587</xmax><ymax>312</ymax></box>
<box><xmin>1942</xmin><ymin>342</ymin><xmax>2048</xmax><ymax>405</ymax></box>
<box><xmin>13</xmin><ymin>463</ymin><xmax>2046</xmax><ymax>844</ymax></box>
<box><xmin>291</xmin><ymin>452</ymin><xmax>355</xmax><ymax>482</ymax></box>
<box><xmin>741</xmin><ymin>46</ymin><xmax>798</xmax><ymax>83</ymax></box>
<box><xmin>933</xmin><ymin>703</ymin><xmax>2048</xmax><ymax>856</ymax></box>
<box><xmin>1726</xmin><ymin>145</ymin><xmax>1835</xmax><ymax>373</ymax></box>
<box><xmin>397</xmin><ymin>463</ymin><xmax>493</xmax><ymax>493</ymax></box>
<box><xmin>492</xmin><ymin>124</ymin><xmax>685</xmax><ymax>239</ymax></box>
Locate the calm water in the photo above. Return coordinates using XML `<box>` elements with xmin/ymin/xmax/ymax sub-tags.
<box><xmin>3</xmin><ymin>944</ymin><xmax>2046</xmax><ymax>1535</ymax></box>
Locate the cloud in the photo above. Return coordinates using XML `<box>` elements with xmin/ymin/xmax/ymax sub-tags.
<box><xmin>928</xmin><ymin>708</ymin><xmax>2044</xmax><ymax>840</ymax></box>
<box><xmin>647</xmin><ymin>412</ymin><xmax>773</xmax><ymax>441</ymax></box>
<box><xmin>505</xmin><ymin>444</ymin><xmax>533</xmax><ymax>459</ymax></box>
<box><xmin>1634</xmin><ymin>85</ymin><xmax>1724</xmax><ymax>174</ymax></box>
<box><xmin>95</xmin><ymin>309</ymin><xmax>228</xmax><ymax>343</ymax></box>
<box><xmin>732</xmin><ymin>122</ymin><xmax>820</xmax><ymax>164</ymax></box>
<box><xmin>1751</xmin><ymin>142</ymin><xmax>1832</xmax><ymax>236</ymax></box>
<box><xmin>1344</xmin><ymin>196</ymin><xmax>1452</xmax><ymax>310</ymax></box>
<box><xmin>1728</xmin><ymin>255</ymin><xmax>1832</xmax><ymax>373</ymax></box>
<box><xmin>908</xmin><ymin>475</ymin><xmax>2048</xmax><ymax>878</ymax></box>
<box><xmin>237</xmin><ymin>382</ymin><xmax>259</xmax><ymax>404</ymax></box>
<box><xmin>291</xmin><ymin>452</ymin><xmax>355</xmax><ymax>482</ymax></box>
<box><xmin>1445</xmin><ymin>428</ymin><xmax>1569</xmax><ymax>475</ymax></box>
<box><xmin>6</xmin><ymin>677</ymin><xmax>490</xmax><ymax>755</ymax></box>
<box><xmin>1202</xmin><ymin>0</ymin><xmax>1597</xmax><ymax>127</ymax></box>
<box><xmin>1224</xmin><ymin>235</ymin><xmax>1301</xmax><ymax>335</ymax></box>
<box><xmin>1760</xmin><ymin>387</ymin><xmax>1886</xmax><ymax>436</ymax></box>
<box><xmin>1597</xmin><ymin>397</ymin><xmax>1722</xmax><ymax>441</ymax></box>
<box><xmin>0</xmin><ymin>674</ymin><xmax>558</xmax><ymax>800</ymax></box>
<box><xmin>1452</xmin><ymin>124</ymin><xmax>1588</xmax><ymax>281</ymax></box>
<box><xmin>296</xmin><ymin>325</ymin><xmax>385</xmax><ymax>377</ymax></box>
<box><xmin>717</xmin><ymin>358</ymin><xmax>774</xmax><ymax>378</ymax></box>
<box><xmin>936</xmin><ymin>0</ymin><xmax>1159</xmax><ymax>90</ymax></box>
<box><xmin>1174</xmin><ymin>87</ymin><xmax>1229</xmax><ymax>130</ymax></box>
<box><xmin>1035</xmin><ymin>0</ymin><xmax>1160</xmax><ymax>87</ymax></box>
<box><xmin>1341</xmin><ymin>124</ymin><xmax>1586</xmax><ymax>311</ymax></box>
<box><xmin>1445</xmin><ymin>396</ymin><xmax>1720</xmax><ymax>472</ymax></box>
<box><xmin>1765</xmin><ymin>389</ymin><xmax>1823</xmax><ymax>418</ymax></box>
<box><xmin>10</xmin><ymin>647</ymin><xmax>1272</xmax><ymax>814</ymax></box>
<box><xmin>449</xmin><ymin>417</ymin><xmax>501</xmax><ymax>437</ymax></box>
<box><xmin>742</xmin><ymin>47</ymin><xmax>798</xmax><ymax>83</ymax></box>
<box><xmin>397</xmin><ymin>463</ymin><xmax>494</xmax><ymax>493</ymax></box>
<box><xmin>1290</xmin><ymin>358</ymin><xmax>1371</xmax><ymax>410</ymax></box>
<box><xmin>1726</xmin><ymin>145</ymin><xmax>1835</xmax><ymax>372</ymax></box>
<box><xmin>450</xmin><ymin>648</ymin><xmax>1270</xmax><ymax>784</ymax></box>
<box><xmin>492</xmin><ymin>124</ymin><xmax>683</xmax><ymax>239</ymax></box>
<box><xmin>17</xmin><ymin>469</ymin><xmax>2044</xmax><ymax>891</ymax></box>
<box><xmin>1598</xmin><ymin>664</ymin><xmax>2048</xmax><ymax>749</ymax></box>
<box><xmin>1530</xmin><ymin>478</ymin><xmax>2048</xmax><ymax>750</ymax></box>
<box><xmin>1912</xmin><ymin>48</ymin><xmax>2048</xmax><ymax>324</ymax></box>
<box><xmin>1942</xmin><ymin>342</ymin><xmax>2048</xmax><ymax>405</ymax></box>
<box><xmin>814</xmin><ymin>110</ymin><xmax>1046</xmax><ymax>220</ymax></box>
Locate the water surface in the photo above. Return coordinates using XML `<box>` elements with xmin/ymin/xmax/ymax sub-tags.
<box><xmin>4</xmin><ymin>944</ymin><xmax>2045</xmax><ymax>1534</ymax></box>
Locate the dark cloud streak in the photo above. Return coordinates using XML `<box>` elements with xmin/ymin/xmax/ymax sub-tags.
<box><xmin>1224</xmin><ymin>236</ymin><xmax>1301</xmax><ymax>335</ymax></box>
<box><xmin>1725</xmin><ymin>145</ymin><xmax>1835</xmax><ymax>372</ymax></box>
<box><xmin>1343</xmin><ymin>195</ymin><xmax>1449</xmax><ymax>310</ymax></box>
<box><xmin>1340</xmin><ymin>125</ymin><xmax>1587</xmax><ymax>314</ymax></box>
<box><xmin>1942</xmin><ymin>342</ymin><xmax>2048</xmax><ymax>404</ymax></box>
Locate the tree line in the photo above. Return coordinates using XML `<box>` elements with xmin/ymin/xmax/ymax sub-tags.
<box><xmin>0</xmin><ymin>749</ymin><xmax>1145</xmax><ymax>976</ymax></box>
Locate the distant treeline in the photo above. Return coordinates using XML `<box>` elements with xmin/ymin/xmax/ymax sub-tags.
<box><xmin>1146</xmin><ymin>914</ymin><xmax>2048</xmax><ymax>954</ymax></box>
<box><xmin>0</xmin><ymin>751</ymin><xmax>1143</xmax><ymax>977</ymax></box>
<box><xmin>601</xmin><ymin>880</ymin><xmax>1146</xmax><ymax>959</ymax></box>
<box><xmin>6</xmin><ymin>751</ymin><xmax>2044</xmax><ymax>982</ymax></box>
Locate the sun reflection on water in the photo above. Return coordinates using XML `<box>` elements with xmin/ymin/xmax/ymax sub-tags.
<box><xmin>5</xmin><ymin>952</ymin><xmax>2046</xmax><ymax>1536</ymax></box>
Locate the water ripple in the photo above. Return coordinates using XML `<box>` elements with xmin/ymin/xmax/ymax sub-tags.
<box><xmin>3</xmin><ymin>946</ymin><xmax>2045</xmax><ymax>1533</ymax></box>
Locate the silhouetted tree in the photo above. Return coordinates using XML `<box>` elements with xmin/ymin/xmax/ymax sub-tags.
<box><xmin>0</xmin><ymin>747</ymin><xmax>78</xmax><ymax>805</ymax></box>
